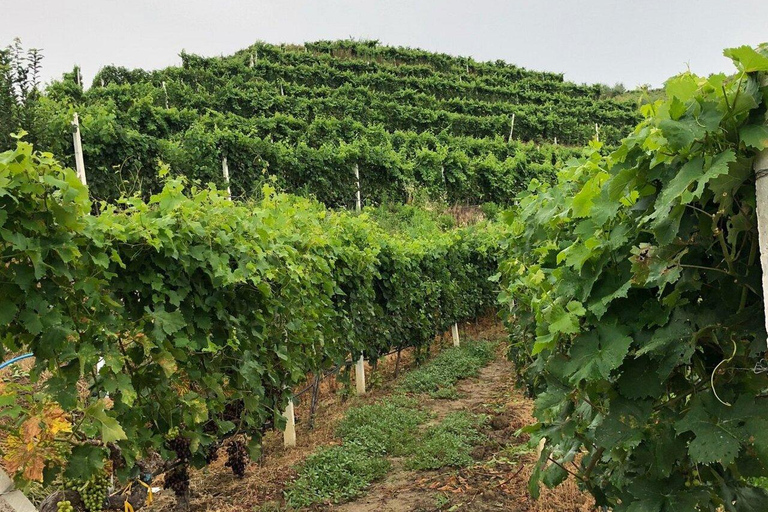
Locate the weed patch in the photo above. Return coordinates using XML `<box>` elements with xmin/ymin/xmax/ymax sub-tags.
<box><xmin>335</xmin><ymin>395</ymin><xmax>427</xmax><ymax>456</ymax></box>
<box><xmin>286</xmin><ymin>396</ymin><xmax>426</xmax><ymax>507</ymax></box>
<box><xmin>400</xmin><ymin>341</ymin><xmax>496</xmax><ymax>395</ymax></box>
<box><xmin>407</xmin><ymin>412</ymin><xmax>487</xmax><ymax>470</ymax></box>
<box><xmin>285</xmin><ymin>445</ymin><xmax>390</xmax><ymax>508</ymax></box>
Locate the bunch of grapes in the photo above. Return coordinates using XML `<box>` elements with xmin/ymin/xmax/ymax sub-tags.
<box><xmin>204</xmin><ymin>442</ymin><xmax>220</xmax><ymax>464</ymax></box>
<box><xmin>165</xmin><ymin>428</ymin><xmax>191</xmax><ymax>462</ymax></box>
<box><xmin>224</xmin><ymin>440</ymin><xmax>248</xmax><ymax>478</ymax></box>
<box><xmin>163</xmin><ymin>465</ymin><xmax>190</xmax><ymax>497</ymax></box>
<box><xmin>57</xmin><ymin>500</ymin><xmax>74</xmax><ymax>512</ymax></box>
<box><xmin>65</xmin><ymin>473</ymin><xmax>109</xmax><ymax>512</ymax></box>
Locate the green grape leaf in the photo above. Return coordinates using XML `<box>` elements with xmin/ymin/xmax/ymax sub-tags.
<box><xmin>740</xmin><ymin>124</ymin><xmax>768</xmax><ymax>150</ymax></box>
<box><xmin>724</xmin><ymin>45</ymin><xmax>768</xmax><ymax>72</ymax></box>
<box><xmin>564</xmin><ymin>323</ymin><xmax>633</xmax><ymax>383</ymax></box>
<box><xmin>84</xmin><ymin>400</ymin><xmax>128</xmax><ymax>443</ymax></box>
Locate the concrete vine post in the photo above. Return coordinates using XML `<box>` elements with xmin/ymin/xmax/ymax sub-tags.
<box><xmin>452</xmin><ymin>323</ymin><xmax>460</xmax><ymax>347</ymax></box>
<box><xmin>508</xmin><ymin>113</ymin><xmax>515</xmax><ymax>142</ymax></box>
<box><xmin>283</xmin><ymin>399</ymin><xmax>296</xmax><ymax>447</ymax></box>
<box><xmin>755</xmin><ymin>146</ymin><xmax>768</xmax><ymax>348</ymax></box>
<box><xmin>162</xmin><ymin>81</ymin><xmax>169</xmax><ymax>109</ymax></box>
<box><xmin>354</xmin><ymin>163</ymin><xmax>362</xmax><ymax>212</ymax></box>
<box><xmin>355</xmin><ymin>355</ymin><xmax>366</xmax><ymax>395</ymax></box>
<box><xmin>72</xmin><ymin>113</ymin><xmax>87</xmax><ymax>186</ymax></box>
<box><xmin>222</xmin><ymin>156</ymin><xmax>232</xmax><ymax>199</ymax></box>
<box><xmin>755</xmin><ymin>73</ymin><xmax>768</xmax><ymax>349</ymax></box>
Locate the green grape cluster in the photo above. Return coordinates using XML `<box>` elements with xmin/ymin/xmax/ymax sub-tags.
<box><xmin>165</xmin><ymin>426</ymin><xmax>180</xmax><ymax>440</ymax></box>
<box><xmin>57</xmin><ymin>500</ymin><xmax>74</xmax><ymax>512</ymax></box>
<box><xmin>64</xmin><ymin>474</ymin><xmax>110</xmax><ymax>512</ymax></box>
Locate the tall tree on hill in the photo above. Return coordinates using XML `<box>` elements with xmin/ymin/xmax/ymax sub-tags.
<box><xmin>0</xmin><ymin>38</ymin><xmax>44</xmax><ymax>149</ymax></box>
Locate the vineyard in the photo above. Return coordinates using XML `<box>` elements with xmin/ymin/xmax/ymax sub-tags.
<box><xmin>3</xmin><ymin>39</ymin><xmax>640</xmax><ymax>206</ymax></box>
<box><xmin>2</xmin><ymin>38</ymin><xmax>768</xmax><ymax>512</ymax></box>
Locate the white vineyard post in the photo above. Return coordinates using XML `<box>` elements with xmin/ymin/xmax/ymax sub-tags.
<box><xmin>162</xmin><ymin>81</ymin><xmax>169</xmax><ymax>109</ymax></box>
<box><xmin>441</xmin><ymin>164</ymin><xmax>448</xmax><ymax>200</ymax></box>
<box><xmin>354</xmin><ymin>163</ymin><xmax>362</xmax><ymax>212</ymax></box>
<box><xmin>355</xmin><ymin>354</ymin><xmax>366</xmax><ymax>395</ymax></box>
<box><xmin>72</xmin><ymin>113</ymin><xmax>87</xmax><ymax>186</ymax></box>
<box><xmin>0</xmin><ymin>469</ymin><xmax>35</xmax><ymax>512</ymax></box>
<box><xmin>222</xmin><ymin>156</ymin><xmax>232</xmax><ymax>199</ymax></box>
<box><xmin>755</xmin><ymin>148</ymin><xmax>768</xmax><ymax>348</ymax></box>
<box><xmin>452</xmin><ymin>323</ymin><xmax>460</xmax><ymax>347</ymax></box>
<box><xmin>554</xmin><ymin>136</ymin><xmax>558</xmax><ymax>145</ymax></box>
<box><xmin>595</xmin><ymin>123</ymin><xmax>600</xmax><ymax>142</ymax></box>
<box><xmin>283</xmin><ymin>399</ymin><xmax>296</xmax><ymax>447</ymax></box>
<box><xmin>508</xmin><ymin>113</ymin><xmax>515</xmax><ymax>142</ymax></box>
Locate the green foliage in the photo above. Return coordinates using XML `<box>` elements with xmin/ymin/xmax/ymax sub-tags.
<box><xmin>335</xmin><ymin>396</ymin><xmax>427</xmax><ymax>456</ymax></box>
<box><xmin>499</xmin><ymin>44</ymin><xmax>768</xmax><ymax>510</ymax></box>
<box><xmin>399</xmin><ymin>341</ymin><xmax>496</xmax><ymax>395</ymax></box>
<box><xmin>0</xmin><ymin>140</ymin><xmax>501</xmax><ymax>485</ymax></box>
<box><xmin>406</xmin><ymin>412</ymin><xmax>486</xmax><ymax>470</ymax></box>
<box><xmin>0</xmin><ymin>39</ymin><xmax>44</xmax><ymax>149</ymax></box>
<box><xmin>284</xmin><ymin>445</ymin><xmax>390</xmax><ymax>508</ymax></box>
<box><xmin>5</xmin><ymin>39</ymin><xmax>638</xmax><ymax>205</ymax></box>
<box><xmin>287</xmin><ymin>396</ymin><xmax>424</xmax><ymax>507</ymax></box>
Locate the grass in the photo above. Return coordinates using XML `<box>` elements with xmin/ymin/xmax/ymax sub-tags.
<box><xmin>285</xmin><ymin>339</ymin><xmax>497</xmax><ymax>508</ymax></box>
<box><xmin>399</xmin><ymin>340</ymin><xmax>496</xmax><ymax>397</ymax></box>
<box><xmin>285</xmin><ymin>395</ymin><xmax>427</xmax><ymax>508</ymax></box>
<box><xmin>407</xmin><ymin>412</ymin><xmax>487</xmax><ymax>470</ymax></box>
<box><xmin>335</xmin><ymin>395</ymin><xmax>428</xmax><ymax>456</ymax></box>
<box><xmin>285</xmin><ymin>444</ymin><xmax>390</xmax><ymax>508</ymax></box>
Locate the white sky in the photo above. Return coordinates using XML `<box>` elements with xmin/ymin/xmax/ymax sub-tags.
<box><xmin>3</xmin><ymin>0</ymin><xmax>767</xmax><ymax>90</ymax></box>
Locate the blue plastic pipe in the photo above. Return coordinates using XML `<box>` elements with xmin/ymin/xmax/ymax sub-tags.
<box><xmin>0</xmin><ymin>353</ymin><xmax>34</xmax><ymax>370</ymax></box>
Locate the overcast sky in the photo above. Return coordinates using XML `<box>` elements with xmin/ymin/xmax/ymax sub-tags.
<box><xmin>3</xmin><ymin>0</ymin><xmax>767</xmax><ymax>90</ymax></box>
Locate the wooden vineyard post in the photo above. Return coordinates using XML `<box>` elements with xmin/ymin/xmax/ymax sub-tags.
<box><xmin>283</xmin><ymin>399</ymin><xmax>296</xmax><ymax>447</ymax></box>
<box><xmin>222</xmin><ymin>156</ymin><xmax>232</xmax><ymax>199</ymax></box>
<box><xmin>755</xmin><ymin>147</ymin><xmax>768</xmax><ymax>348</ymax></box>
<box><xmin>452</xmin><ymin>323</ymin><xmax>460</xmax><ymax>347</ymax></box>
<box><xmin>355</xmin><ymin>354</ymin><xmax>366</xmax><ymax>395</ymax></box>
<box><xmin>72</xmin><ymin>113</ymin><xmax>87</xmax><ymax>186</ymax></box>
<box><xmin>508</xmin><ymin>113</ymin><xmax>515</xmax><ymax>142</ymax></box>
<box><xmin>354</xmin><ymin>163</ymin><xmax>362</xmax><ymax>212</ymax></box>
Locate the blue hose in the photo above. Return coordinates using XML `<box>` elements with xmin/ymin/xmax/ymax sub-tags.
<box><xmin>0</xmin><ymin>353</ymin><xmax>34</xmax><ymax>370</ymax></box>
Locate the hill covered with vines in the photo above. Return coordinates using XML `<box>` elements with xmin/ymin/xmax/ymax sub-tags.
<box><xmin>6</xmin><ymin>39</ymin><xmax>641</xmax><ymax>205</ymax></box>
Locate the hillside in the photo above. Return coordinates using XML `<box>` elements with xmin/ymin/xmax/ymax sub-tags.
<box><xmin>10</xmin><ymin>39</ymin><xmax>641</xmax><ymax>205</ymax></box>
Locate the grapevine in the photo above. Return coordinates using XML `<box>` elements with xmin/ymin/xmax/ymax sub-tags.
<box><xmin>0</xmin><ymin>139</ymin><xmax>501</xmax><ymax>487</ymax></box>
<box><xmin>499</xmin><ymin>45</ymin><xmax>768</xmax><ymax>509</ymax></box>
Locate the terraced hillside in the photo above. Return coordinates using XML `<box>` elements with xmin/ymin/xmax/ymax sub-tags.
<box><xmin>20</xmin><ymin>40</ymin><xmax>640</xmax><ymax>205</ymax></box>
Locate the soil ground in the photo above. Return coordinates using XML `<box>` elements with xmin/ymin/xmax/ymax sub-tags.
<box><xmin>149</xmin><ymin>318</ymin><xmax>593</xmax><ymax>512</ymax></box>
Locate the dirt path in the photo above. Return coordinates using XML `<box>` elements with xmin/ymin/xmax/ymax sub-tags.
<box><xmin>150</xmin><ymin>320</ymin><xmax>592</xmax><ymax>512</ymax></box>
<box><xmin>332</xmin><ymin>357</ymin><xmax>593</xmax><ymax>512</ymax></box>
<box><xmin>332</xmin><ymin>359</ymin><xmax>511</xmax><ymax>512</ymax></box>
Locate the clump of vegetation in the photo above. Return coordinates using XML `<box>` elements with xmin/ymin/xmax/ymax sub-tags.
<box><xmin>286</xmin><ymin>396</ymin><xmax>426</xmax><ymax>507</ymax></box>
<box><xmin>335</xmin><ymin>395</ymin><xmax>428</xmax><ymax>456</ymax></box>
<box><xmin>285</xmin><ymin>444</ymin><xmax>390</xmax><ymax>508</ymax></box>
<box><xmin>399</xmin><ymin>341</ymin><xmax>496</xmax><ymax>395</ymax></box>
<box><xmin>407</xmin><ymin>412</ymin><xmax>487</xmax><ymax>470</ymax></box>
